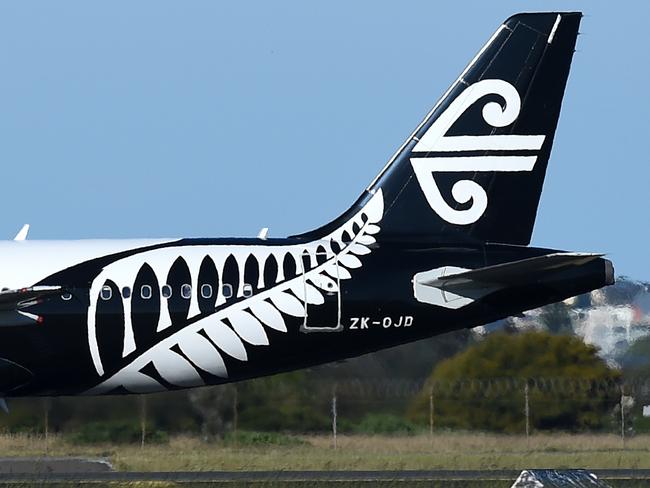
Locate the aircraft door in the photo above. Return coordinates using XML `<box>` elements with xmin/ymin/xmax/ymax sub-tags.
<box><xmin>300</xmin><ymin>249</ymin><xmax>342</xmax><ymax>332</ymax></box>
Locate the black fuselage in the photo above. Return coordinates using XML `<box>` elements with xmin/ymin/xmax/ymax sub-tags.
<box><xmin>0</xmin><ymin>11</ymin><xmax>603</xmax><ymax>398</ymax></box>
<box><xmin>0</xmin><ymin>238</ymin><xmax>611</xmax><ymax>397</ymax></box>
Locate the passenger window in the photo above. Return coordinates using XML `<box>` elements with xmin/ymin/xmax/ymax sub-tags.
<box><xmin>162</xmin><ymin>284</ymin><xmax>172</xmax><ymax>298</ymax></box>
<box><xmin>122</xmin><ymin>287</ymin><xmax>131</xmax><ymax>299</ymax></box>
<box><xmin>61</xmin><ymin>292</ymin><xmax>73</xmax><ymax>301</ymax></box>
<box><xmin>222</xmin><ymin>284</ymin><xmax>233</xmax><ymax>299</ymax></box>
<box><xmin>100</xmin><ymin>285</ymin><xmax>112</xmax><ymax>301</ymax></box>
<box><xmin>243</xmin><ymin>283</ymin><xmax>253</xmax><ymax>298</ymax></box>
<box><xmin>141</xmin><ymin>285</ymin><xmax>152</xmax><ymax>300</ymax></box>
<box><xmin>181</xmin><ymin>284</ymin><xmax>192</xmax><ymax>299</ymax></box>
<box><xmin>201</xmin><ymin>284</ymin><xmax>212</xmax><ymax>299</ymax></box>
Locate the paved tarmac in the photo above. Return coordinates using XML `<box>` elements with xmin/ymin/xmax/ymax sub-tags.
<box><xmin>0</xmin><ymin>457</ymin><xmax>113</xmax><ymax>474</ymax></box>
<box><xmin>0</xmin><ymin>468</ymin><xmax>648</xmax><ymax>483</ymax></box>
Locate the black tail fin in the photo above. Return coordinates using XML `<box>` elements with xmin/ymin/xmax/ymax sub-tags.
<box><xmin>296</xmin><ymin>12</ymin><xmax>581</xmax><ymax>245</ymax></box>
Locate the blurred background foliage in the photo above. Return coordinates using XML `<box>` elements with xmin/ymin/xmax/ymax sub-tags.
<box><xmin>0</xmin><ymin>328</ymin><xmax>473</xmax><ymax>439</ymax></box>
<box><xmin>6</xmin><ymin>271</ymin><xmax>650</xmax><ymax>446</ymax></box>
<box><xmin>0</xmin><ymin>329</ymin><xmax>639</xmax><ymax>442</ymax></box>
<box><xmin>408</xmin><ymin>332</ymin><xmax>621</xmax><ymax>432</ymax></box>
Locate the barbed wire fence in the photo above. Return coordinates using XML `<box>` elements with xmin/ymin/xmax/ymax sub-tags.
<box><xmin>287</xmin><ymin>376</ymin><xmax>646</xmax><ymax>446</ymax></box>
<box><xmin>20</xmin><ymin>375</ymin><xmax>650</xmax><ymax>448</ymax></box>
<box><xmin>186</xmin><ymin>376</ymin><xmax>649</xmax><ymax>445</ymax></box>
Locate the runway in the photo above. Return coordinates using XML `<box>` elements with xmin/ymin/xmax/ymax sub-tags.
<box><xmin>0</xmin><ymin>469</ymin><xmax>649</xmax><ymax>483</ymax></box>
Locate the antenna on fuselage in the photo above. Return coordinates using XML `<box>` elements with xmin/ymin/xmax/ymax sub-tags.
<box><xmin>13</xmin><ymin>224</ymin><xmax>29</xmax><ymax>241</ymax></box>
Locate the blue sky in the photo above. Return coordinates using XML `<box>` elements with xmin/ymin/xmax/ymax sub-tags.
<box><xmin>0</xmin><ymin>2</ymin><xmax>648</xmax><ymax>278</ymax></box>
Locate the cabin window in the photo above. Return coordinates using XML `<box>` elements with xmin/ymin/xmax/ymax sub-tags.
<box><xmin>162</xmin><ymin>284</ymin><xmax>172</xmax><ymax>298</ymax></box>
<box><xmin>122</xmin><ymin>287</ymin><xmax>131</xmax><ymax>299</ymax></box>
<box><xmin>222</xmin><ymin>284</ymin><xmax>233</xmax><ymax>299</ymax></box>
<box><xmin>100</xmin><ymin>285</ymin><xmax>112</xmax><ymax>301</ymax></box>
<box><xmin>201</xmin><ymin>284</ymin><xmax>213</xmax><ymax>299</ymax></box>
<box><xmin>141</xmin><ymin>285</ymin><xmax>153</xmax><ymax>300</ymax></box>
<box><xmin>181</xmin><ymin>283</ymin><xmax>192</xmax><ymax>299</ymax></box>
<box><xmin>61</xmin><ymin>292</ymin><xmax>73</xmax><ymax>301</ymax></box>
<box><xmin>243</xmin><ymin>283</ymin><xmax>253</xmax><ymax>298</ymax></box>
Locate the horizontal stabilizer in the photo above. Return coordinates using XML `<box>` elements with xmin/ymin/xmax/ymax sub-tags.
<box><xmin>414</xmin><ymin>253</ymin><xmax>605</xmax><ymax>309</ymax></box>
<box><xmin>424</xmin><ymin>253</ymin><xmax>603</xmax><ymax>289</ymax></box>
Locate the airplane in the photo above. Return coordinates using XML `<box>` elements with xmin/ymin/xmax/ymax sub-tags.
<box><xmin>0</xmin><ymin>11</ymin><xmax>613</xmax><ymax>398</ymax></box>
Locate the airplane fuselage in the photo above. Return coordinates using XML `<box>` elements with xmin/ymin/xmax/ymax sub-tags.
<box><xmin>0</xmin><ymin>12</ymin><xmax>610</xmax><ymax>398</ymax></box>
<box><xmin>0</xmin><ymin>207</ymin><xmax>611</xmax><ymax>397</ymax></box>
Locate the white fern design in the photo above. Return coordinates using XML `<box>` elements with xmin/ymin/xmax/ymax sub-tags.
<box><xmin>86</xmin><ymin>190</ymin><xmax>383</xmax><ymax>394</ymax></box>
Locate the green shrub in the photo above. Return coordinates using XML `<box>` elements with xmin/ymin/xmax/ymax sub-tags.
<box><xmin>354</xmin><ymin>413</ymin><xmax>419</xmax><ymax>435</ymax></box>
<box><xmin>408</xmin><ymin>331</ymin><xmax>621</xmax><ymax>433</ymax></box>
<box><xmin>224</xmin><ymin>430</ymin><xmax>306</xmax><ymax>446</ymax></box>
<box><xmin>237</xmin><ymin>373</ymin><xmax>330</xmax><ymax>432</ymax></box>
<box><xmin>631</xmin><ymin>412</ymin><xmax>650</xmax><ymax>433</ymax></box>
<box><xmin>69</xmin><ymin>421</ymin><xmax>168</xmax><ymax>444</ymax></box>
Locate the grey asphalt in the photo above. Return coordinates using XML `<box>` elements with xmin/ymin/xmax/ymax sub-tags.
<box><xmin>0</xmin><ymin>457</ymin><xmax>113</xmax><ymax>474</ymax></box>
<box><xmin>0</xmin><ymin>469</ymin><xmax>649</xmax><ymax>483</ymax></box>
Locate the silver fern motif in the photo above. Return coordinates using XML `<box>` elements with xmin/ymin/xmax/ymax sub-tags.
<box><xmin>85</xmin><ymin>189</ymin><xmax>383</xmax><ymax>394</ymax></box>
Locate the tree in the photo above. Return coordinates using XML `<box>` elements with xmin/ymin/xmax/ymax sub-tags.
<box><xmin>237</xmin><ymin>371</ymin><xmax>329</xmax><ymax>432</ymax></box>
<box><xmin>621</xmin><ymin>336</ymin><xmax>650</xmax><ymax>377</ymax></box>
<box><xmin>620</xmin><ymin>336</ymin><xmax>650</xmax><ymax>433</ymax></box>
<box><xmin>189</xmin><ymin>384</ymin><xmax>236</xmax><ymax>441</ymax></box>
<box><xmin>540</xmin><ymin>302</ymin><xmax>573</xmax><ymax>334</ymax></box>
<box><xmin>408</xmin><ymin>331</ymin><xmax>620</xmax><ymax>432</ymax></box>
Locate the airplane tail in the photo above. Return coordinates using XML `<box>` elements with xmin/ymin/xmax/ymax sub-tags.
<box><xmin>296</xmin><ymin>12</ymin><xmax>581</xmax><ymax>245</ymax></box>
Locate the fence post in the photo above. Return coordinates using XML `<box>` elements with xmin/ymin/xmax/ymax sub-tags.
<box><xmin>331</xmin><ymin>384</ymin><xmax>338</xmax><ymax>450</ymax></box>
<box><xmin>140</xmin><ymin>395</ymin><xmax>147</xmax><ymax>449</ymax></box>
<box><xmin>429</xmin><ymin>387</ymin><xmax>434</xmax><ymax>439</ymax></box>
<box><xmin>620</xmin><ymin>384</ymin><xmax>626</xmax><ymax>449</ymax></box>
<box><xmin>42</xmin><ymin>397</ymin><xmax>50</xmax><ymax>455</ymax></box>
<box><xmin>233</xmin><ymin>386</ymin><xmax>239</xmax><ymax>448</ymax></box>
<box><xmin>524</xmin><ymin>382</ymin><xmax>530</xmax><ymax>446</ymax></box>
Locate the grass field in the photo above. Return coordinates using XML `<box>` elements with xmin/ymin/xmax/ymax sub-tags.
<box><xmin>0</xmin><ymin>432</ymin><xmax>648</xmax><ymax>472</ymax></box>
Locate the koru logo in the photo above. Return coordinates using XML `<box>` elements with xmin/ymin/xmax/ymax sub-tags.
<box><xmin>409</xmin><ymin>79</ymin><xmax>546</xmax><ymax>225</ymax></box>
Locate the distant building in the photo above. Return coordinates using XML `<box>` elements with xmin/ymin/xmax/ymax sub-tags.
<box><xmin>477</xmin><ymin>278</ymin><xmax>650</xmax><ymax>366</ymax></box>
